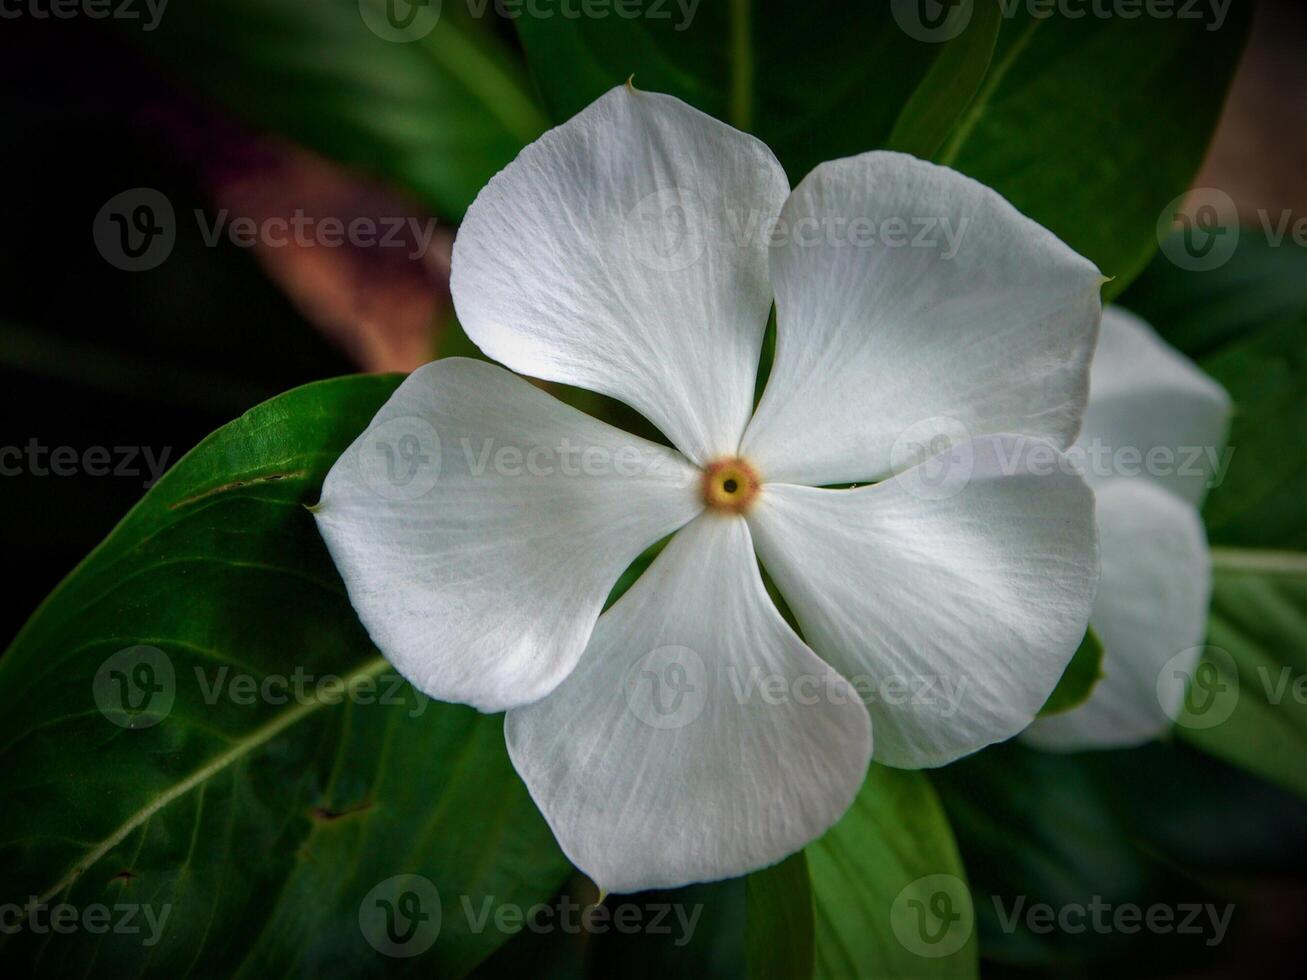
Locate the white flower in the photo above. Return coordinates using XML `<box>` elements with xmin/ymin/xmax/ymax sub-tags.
<box><xmin>1025</xmin><ymin>306</ymin><xmax>1232</xmax><ymax>750</ymax></box>
<box><xmin>314</xmin><ymin>86</ymin><xmax>1103</xmax><ymax>893</ymax></box>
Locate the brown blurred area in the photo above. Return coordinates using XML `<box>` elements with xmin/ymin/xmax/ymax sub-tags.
<box><xmin>1190</xmin><ymin>0</ymin><xmax>1307</xmax><ymax>222</ymax></box>
<box><xmin>152</xmin><ymin>99</ymin><xmax>454</xmax><ymax>375</ymax></box>
<box><xmin>200</xmin><ymin>0</ymin><xmax>1304</xmax><ymax>377</ymax></box>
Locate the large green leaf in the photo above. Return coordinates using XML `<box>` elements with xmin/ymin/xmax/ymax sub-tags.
<box><xmin>1122</xmin><ymin>240</ymin><xmax>1307</xmax><ymax>550</ymax></box>
<box><xmin>937</xmin><ymin>7</ymin><xmax>1250</xmax><ymax>298</ymax></box>
<box><xmin>0</xmin><ymin>376</ymin><xmax>569</xmax><ymax>977</ymax></box>
<box><xmin>1176</xmin><ymin>551</ymin><xmax>1307</xmax><ymax>799</ymax></box>
<box><xmin>129</xmin><ymin>0</ymin><xmax>546</xmax><ymax>218</ymax></box>
<box><xmin>931</xmin><ymin>742</ymin><xmax>1165</xmax><ymax>968</ymax></box>
<box><xmin>515</xmin><ymin>0</ymin><xmax>998</xmax><ymax>180</ymax></box>
<box><xmin>746</xmin><ymin>852</ymin><xmax>812</xmax><ymax>980</ymax></box>
<box><xmin>804</xmin><ymin>766</ymin><xmax>977</xmax><ymax>978</ymax></box>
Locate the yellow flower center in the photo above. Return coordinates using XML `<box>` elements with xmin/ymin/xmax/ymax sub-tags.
<box><xmin>701</xmin><ymin>457</ymin><xmax>761</xmax><ymax>514</ymax></box>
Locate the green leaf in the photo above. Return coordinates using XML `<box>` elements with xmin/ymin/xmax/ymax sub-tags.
<box><xmin>937</xmin><ymin>7</ymin><xmax>1251</xmax><ymax>298</ymax></box>
<box><xmin>516</xmin><ymin>0</ymin><xmax>995</xmax><ymax>180</ymax></box>
<box><xmin>0</xmin><ymin>376</ymin><xmax>568</xmax><ymax>976</ymax></box>
<box><xmin>746</xmin><ymin>852</ymin><xmax>813</xmax><ymax>980</ymax></box>
<box><xmin>1037</xmin><ymin>627</ymin><xmax>1104</xmax><ymax>717</ymax></box>
<box><xmin>931</xmin><ymin>742</ymin><xmax>1164</xmax><ymax>967</ymax></box>
<box><xmin>129</xmin><ymin>0</ymin><xmax>547</xmax><ymax>217</ymax></box>
<box><xmin>1176</xmin><ymin>550</ymin><xmax>1307</xmax><ymax>799</ymax></box>
<box><xmin>804</xmin><ymin>766</ymin><xmax>978</xmax><ymax>979</ymax></box>
<box><xmin>1121</xmin><ymin>240</ymin><xmax>1307</xmax><ymax>550</ymax></box>
<box><xmin>886</xmin><ymin>0</ymin><xmax>1002</xmax><ymax>160</ymax></box>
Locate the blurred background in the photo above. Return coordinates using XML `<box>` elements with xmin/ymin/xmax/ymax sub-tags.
<box><xmin>1</xmin><ymin>1</ymin><xmax>1304</xmax><ymax>977</ymax></box>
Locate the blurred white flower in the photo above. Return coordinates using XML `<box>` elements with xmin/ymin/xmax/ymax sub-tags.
<box><xmin>1024</xmin><ymin>306</ymin><xmax>1231</xmax><ymax>750</ymax></box>
<box><xmin>315</xmin><ymin>86</ymin><xmax>1103</xmax><ymax>892</ymax></box>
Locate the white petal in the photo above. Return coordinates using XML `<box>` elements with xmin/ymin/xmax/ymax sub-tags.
<box><xmin>451</xmin><ymin>85</ymin><xmax>789</xmax><ymax>465</ymax></box>
<box><xmin>314</xmin><ymin>358</ymin><xmax>701</xmax><ymax>713</ymax></box>
<box><xmin>505</xmin><ymin>514</ymin><xmax>872</xmax><ymax>894</ymax></box>
<box><xmin>1023</xmin><ymin>478</ymin><xmax>1210</xmax><ymax>750</ymax></box>
<box><xmin>746</xmin><ymin>435</ymin><xmax>1099</xmax><ymax>768</ymax></box>
<box><xmin>740</xmin><ymin>151</ymin><xmax>1102</xmax><ymax>487</ymax></box>
<box><xmin>1076</xmin><ymin>306</ymin><xmax>1231</xmax><ymax>506</ymax></box>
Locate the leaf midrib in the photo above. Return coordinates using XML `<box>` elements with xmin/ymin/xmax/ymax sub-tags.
<box><xmin>26</xmin><ymin>655</ymin><xmax>390</xmax><ymax>908</ymax></box>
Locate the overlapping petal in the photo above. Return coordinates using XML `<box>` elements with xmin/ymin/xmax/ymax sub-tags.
<box><xmin>746</xmin><ymin>435</ymin><xmax>1099</xmax><ymax>767</ymax></box>
<box><xmin>315</xmin><ymin>358</ymin><xmax>702</xmax><ymax>713</ymax></box>
<box><xmin>506</xmin><ymin>514</ymin><xmax>872</xmax><ymax>893</ymax></box>
<box><xmin>451</xmin><ymin>85</ymin><xmax>790</xmax><ymax>465</ymax></box>
<box><xmin>1022</xmin><ymin>308</ymin><xmax>1227</xmax><ymax>751</ymax></box>
<box><xmin>741</xmin><ymin>151</ymin><xmax>1102</xmax><ymax>487</ymax></box>
<box><xmin>1075</xmin><ymin>306</ymin><xmax>1231</xmax><ymax>505</ymax></box>
<box><xmin>1023</xmin><ymin>478</ymin><xmax>1210</xmax><ymax>750</ymax></box>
